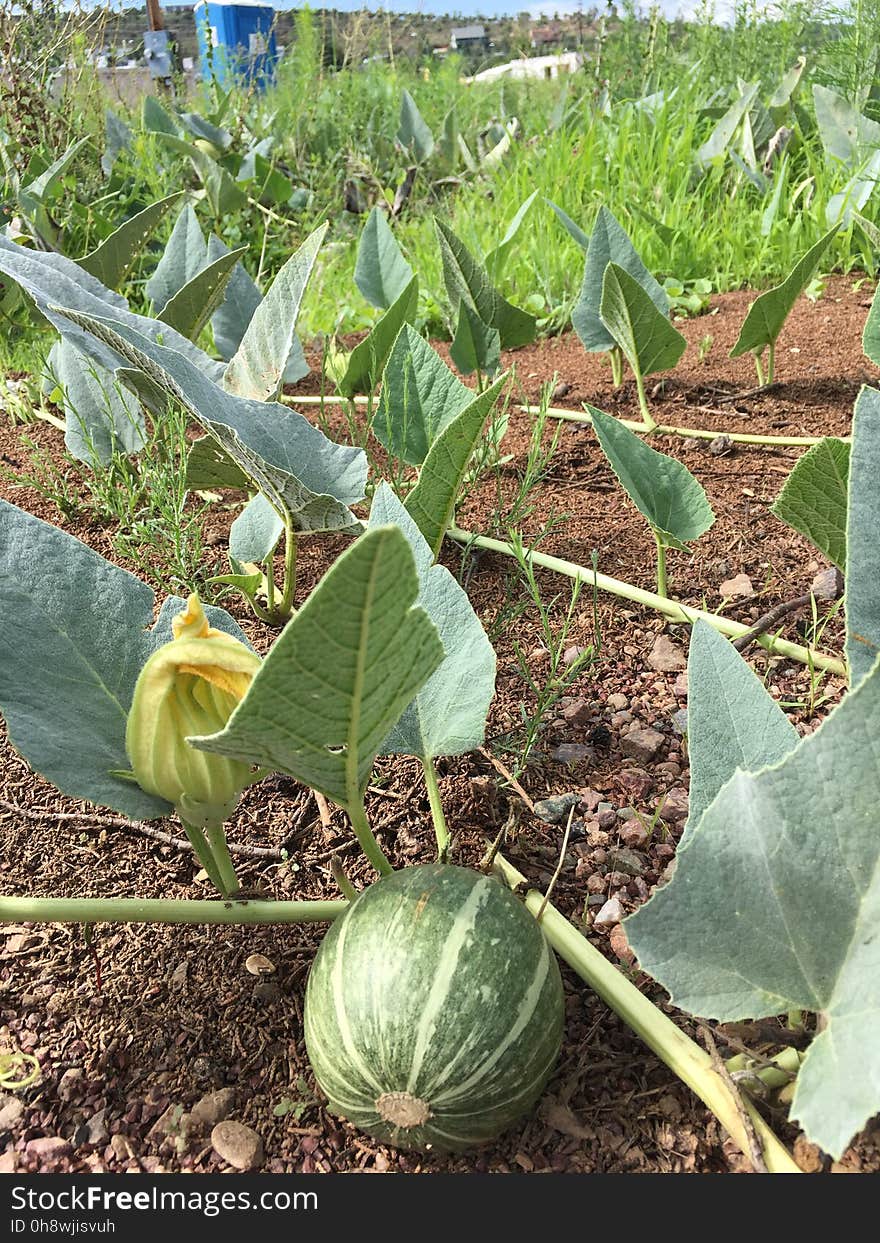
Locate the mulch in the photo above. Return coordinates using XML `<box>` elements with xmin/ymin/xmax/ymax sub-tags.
<box><xmin>0</xmin><ymin>275</ymin><xmax>878</xmax><ymax>1174</ymax></box>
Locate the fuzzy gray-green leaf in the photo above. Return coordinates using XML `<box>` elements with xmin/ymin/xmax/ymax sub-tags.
<box><xmin>599</xmin><ymin>263</ymin><xmax>687</xmax><ymax>381</ymax></box>
<box><xmin>846</xmin><ymin>385</ymin><xmax>880</xmax><ymax>686</ymax></box>
<box><xmin>572</xmin><ymin>206</ymin><xmax>668</xmax><ymax>353</ymax></box>
<box><xmin>354</xmin><ymin>207</ymin><xmax>415</xmax><ymax>311</ymax></box>
<box><xmin>771</xmin><ymin>437</ymin><xmax>850</xmax><ymax>572</ymax></box>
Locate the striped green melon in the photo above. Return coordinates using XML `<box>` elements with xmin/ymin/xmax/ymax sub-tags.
<box><xmin>304</xmin><ymin>862</ymin><xmax>564</xmax><ymax>1152</ymax></box>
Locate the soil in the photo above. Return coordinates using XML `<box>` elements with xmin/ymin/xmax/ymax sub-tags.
<box><xmin>1</xmin><ymin>275</ymin><xmax>878</xmax><ymax>1176</ymax></box>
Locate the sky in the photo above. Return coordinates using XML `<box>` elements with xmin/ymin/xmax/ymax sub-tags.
<box><xmin>74</xmin><ymin>1</ymin><xmax>747</xmax><ymax>23</ymax></box>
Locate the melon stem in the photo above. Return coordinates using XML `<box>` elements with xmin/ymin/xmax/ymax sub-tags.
<box><xmin>422</xmin><ymin>756</ymin><xmax>450</xmax><ymax>860</ymax></box>
<box><xmin>493</xmin><ymin>853</ymin><xmax>801</xmax><ymax>1175</ymax></box>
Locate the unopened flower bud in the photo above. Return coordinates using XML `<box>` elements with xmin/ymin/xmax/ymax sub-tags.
<box><xmin>126</xmin><ymin>595</ymin><xmax>261</xmax><ymax>827</ymax></box>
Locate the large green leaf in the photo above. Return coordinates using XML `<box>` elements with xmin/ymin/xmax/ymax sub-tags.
<box><xmin>590</xmin><ymin>407</ymin><xmax>713</xmax><ymax>549</ymax></box>
<box><xmin>142</xmin><ymin>95</ymin><xmax>179</xmax><ymax>136</ymax></box>
<box><xmin>546</xmin><ymin>199</ymin><xmax>591</xmax><ymax>251</ymax></box>
<box><xmin>157</xmin><ymin>245</ymin><xmax>245</xmax><ymax>342</ymax></box>
<box><xmin>229</xmin><ymin>493</ymin><xmax>285</xmax><ymax>565</ymax></box>
<box><xmin>695</xmin><ymin>81</ymin><xmax>760</xmax><ymax>167</ymax></box>
<box><xmin>730</xmin><ymin>226</ymin><xmax>840</xmax><ymax>358</ymax></box>
<box><xmin>397</xmin><ymin>90</ymin><xmax>434</xmax><ymax>163</ymax></box>
<box><xmin>179</xmin><ymin>111</ymin><xmax>232</xmax><ymax>151</ymax></box>
<box><xmin>771</xmin><ymin>437</ymin><xmax>850</xmax><ymax>572</ymax></box>
<box><xmin>683</xmin><ymin>622</ymin><xmax>798</xmax><ymax>838</ymax></box>
<box><xmin>53</xmin><ymin>310</ymin><xmax>367</xmax><ymax>537</ymax></box>
<box><xmin>206</xmin><ymin>233</ymin><xmax>264</xmax><ymax>362</ymax></box>
<box><xmin>435</xmin><ymin>219</ymin><xmax>536</xmax><ymax>349</ymax></box>
<box><xmin>78</xmin><ymin>193</ymin><xmax>184</xmax><ymax>291</ymax></box>
<box><xmin>155</xmin><ymin>133</ymin><xmax>246</xmax><ymax>218</ymax></box>
<box><xmin>354</xmin><ymin>206</ymin><xmax>415</xmax><ymax>311</ymax></box>
<box><xmin>371</xmin><ymin>325</ymin><xmax>472</xmax><ymax>467</ymax></box>
<box><xmin>0</xmin><ymin>236</ymin><xmax>225</xmax><ymax>384</ymax></box>
<box><xmin>102</xmin><ymin>109</ymin><xmax>133</xmax><ymax>177</ymax></box>
<box><xmin>813</xmin><ymin>83</ymin><xmax>880</xmax><ymax>166</ymax></box>
<box><xmin>626</xmin><ymin>655</ymin><xmax>880</xmax><ymax>1160</ymax></box>
<box><xmin>862</xmin><ymin>275</ymin><xmax>880</xmax><ymax>367</ymax></box>
<box><xmin>223</xmin><ymin>224</ymin><xmax>326</xmax><ymax>401</ymax></box>
<box><xmin>484</xmin><ymin>190</ymin><xmax>539</xmax><ymax>283</ymax></box>
<box><xmin>405</xmin><ymin>374</ymin><xmax>507</xmax><ymax>559</ymax></box>
<box><xmin>146</xmin><ymin>204</ymin><xmax>207</xmax><ymax>314</ymax></box>
<box><xmin>572</xmin><ymin>206</ymin><xmax>668</xmax><ymax>353</ymax></box>
<box><xmin>47</xmin><ymin>337</ymin><xmax>145</xmax><ymax>467</ymax></box>
<box><xmin>846</xmin><ymin>386</ymin><xmax>880</xmax><ymax>686</ymax></box>
<box><xmin>449</xmin><ymin>300</ymin><xmax>501</xmax><ymax>379</ymax></box>
<box><xmin>370</xmin><ymin>486</ymin><xmax>495</xmax><ymax>760</ymax></box>
<box><xmin>0</xmin><ymin>499</ymin><xmax>169</xmax><ymax>821</ymax></box>
<box><xmin>827</xmin><ymin>150</ymin><xmax>880</xmax><ymax>226</ymax></box>
<box><xmin>599</xmin><ymin>264</ymin><xmax>687</xmax><ymax>382</ymax></box>
<box><xmin>192</xmin><ymin>526</ymin><xmax>444</xmax><ymax>806</ymax></box>
<box><xmin>336</xmin><ymin>276</ymin><xmax>418</xmax><ymax>399</ymax></box>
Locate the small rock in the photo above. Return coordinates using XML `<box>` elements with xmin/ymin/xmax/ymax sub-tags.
<box><xmin>617</xmin><ymin>805</ymin><xmax>637</xmax><ymax>820</ymax></box>
<box><xmin>245</xmin><ymin>953</ymin><xmax>275</xmax><ymax>976</ymax></box>
<box><xmin>609</xmin><ymin>923</ymin><xmax>636</xmax><ymax>964</ymax></box>
<box><xmin>550</xmin><ymin>743</ymin><xmax>595</xmax><ymax>766</ymax></box>
<box><xmin>26</xmin><ymin>1137</ymin><xmax>72</xmax><ymax>1162</ymax></box>
<box><xmin>607</xmin><ymin>692</ymin><xmax>629</xmax><ymax>710</ymax></box>
<box><xmin>0</xmin><ymin>1095</ymin><xmax>25</xmax><ymax>1131</ymax></box>
<box><xmin>672</xmin><ymin>672</ymin><xmax>688</xmax><ymax>698</ymax></box>
<box><xmin>606</xmin><ymin>847</ymin><xmax>645</xmax><ymax>877</ymax></box>
<box><xmin>659</xmin><ymin>788</ymin><xmax>689</xmax><ymax>823</ymax></box>
<box><xmin>648</xmin><ymin>634</ymin><xmax>687</xmax><ymax>672</ymax></box>
<box><xmin>812</xmin><ymin>566</ymin><xmax>844</xmax><ymax>600</ymax></box>
<box><xmin>0</xmin><ymin>1150</ymin><xmax>17</xmax><ymax>1173</ymax></box>
<box><xmin>58</xmin><ymin>1068</ymin><xmax>84</xmax><ymax>1102</ymax></box>
<box><xmin>596</xmin><ymin>808</ymin><xmax>617</xmax><ymax>830</ymax></box>
<box><xmin>793</xmin><ymin>1135</ymin><xmax>824</xmax><ymax>1173</ymax></box>
<box><xmin>618</xmin><ymin>768</ymin><xmax>653</xmax><ymax>800</ymax></box>
<box><xmin>190</xmin><ymin>1088</ymin><xmax>237</xmax><ymax>1129</ymax></box>
<box><xmin>211</xmin><ymin>1120</ymin><xmax>264</xmax><ymax>1171</ymax></box>
<box><xmin>252</xmin><ymin>980</ymin><xmax>280</xmax><ymax>1003</ymax></box>
<box><xmin>85</xmin><ymin>1109</ymin><xmax>109</xmax><ymax>1147</ymax></box>
<box><xmin>670</xmin><ymin>708</ymin><xmax>689</xmax><ymax>737</ymax></box>
<box><xmin>708</xmin><ymin>434</ymin><xmax>733</xmax><ymax>457</ymax></box>
<box><xmin>147</xmin><ymin>1104</ymin><xmax>183</xmax><ymax>1140</ymax></box>
<box><xmin>562</xmin><ymin>698</ymin><xmax>592</xmax><ymax>726</ymax></box>
<box><xmin>610</xmin><ymin>710</ymin><xmax>633</xmax><ymax>729</ymax></box>
<box><xmin>533</xmin><ymin>793</ymin><xmax>580</xmax><ymax>824</ymax></box>
<box><xmin>578</xmin><ymin>788</ymin><xmax>603</xmax><ymax>814</ymax></box>
<box><xmin>619</xmin><ymin>818</ymin><xmax>649</xmax><ymax>849</ymax></box>
<box><xmin>109</xmin><ymin>1134</ymin><xmax>131</xmax><ymax>1162</ymax></box>
<box><xmin>719</xmin><ymin>572</ymin><xmax>753</xmax><ymax>598</ymax></box>
<box><xmin>563</xmin><ymin>644</ymin><xmax>587</xmax><ymax>666</ymax></box>
<box><xmin>620</xmin><ymin>727</ymin><xmax>665</xmax><ymax>763</ymax></box>
<box><xmin>593</xmin><ymin>897</ymin><xmax>624</xmax><ymax>929</ymax></box>
<box><xmin>551</xmin><ymin>380</ymin><xmax>572</xmax><ymax>401</ymax></box>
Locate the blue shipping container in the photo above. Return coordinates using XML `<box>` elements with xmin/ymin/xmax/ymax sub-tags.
<box><xmin>194</xmin><ymin>2</ymin><xmax>278</xmax><ymax>90</ymax></box>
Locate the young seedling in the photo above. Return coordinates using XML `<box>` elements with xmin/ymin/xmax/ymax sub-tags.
<box><xmin>730</xmin><ymin>224</ymin><xmax>839</xmax><ymax>385</ymax></box>
<box><xmin>590</xmin><ymin>407</ymin><xmax>714</xmax><ymax>596</ymax></box>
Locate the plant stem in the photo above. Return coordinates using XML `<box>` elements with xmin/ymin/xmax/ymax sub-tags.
<box><xmin>766</xmin><ymin>341</ymin><xmax>776</xmax><ymax>386</ymax></box>
<box><xmin>610</xmin><ymin>345</ymin><xmax>624</xmax><ymax>387</ymax></box>
<box><xmin>449</xmin><ymin>528</ymin><xmax>846</xmax><ymax>676</ymax></box>
<box><xmin>754</xmin><ymin>349</ymin><xmax>766</xmax><ymax>387</ymax></box>
<box><xmin>422</xmin><ymin>755</ymin><xmax>450</xmax><ymax>861</ymax></box>
<box><xmin>276</xmin><ymin>517</ymin><xmax>298</xmax><ymax>622</ymax></box>
<box><xmin>286</xmin><ymin>395</ymin><xmax>830</xmax><ymax>449</ymax></box>
<box><xmin>180</xmin><ymin>821</ymin><xmax>226</xmax><ymax>895</ymax></box>
<box><xmin>347</xmin><ymin>798</ymin><xmax>394</xmax><ymax>876</ymax></box>
<box><xmin>493</xmin><ymin>854</ymin><xmax>801</xmax><ymax>1174</ymax></box>
<box><xmin>204</xmin><ymin>821</ymin><xmax>241</xmax><ymax>898</ymax></box>
<box><xmin>633</xmin><ymin>367</ymin><xmax>657</xmax><ymax>432</ymax></box>
<box><xmin>0</xmin><ymin>895</ymin><xmax>346</xmax><ymax>925</ymax></box>
<box><xmin>653</xmin><ymin>529</ymin><xmax>668</xmax><ymax>598</ymax></box>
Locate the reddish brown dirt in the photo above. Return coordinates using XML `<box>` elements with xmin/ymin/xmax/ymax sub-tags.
<box><xmin>0</xmin><ymin>277</ymin><xmax>877</xmax><ymax>1175</ymax></box>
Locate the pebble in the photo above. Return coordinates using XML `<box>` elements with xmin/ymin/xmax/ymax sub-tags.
<box><xmin>609</xmin><ymin>923</ymin><xmax>636</xmax><ymax>964</ymax></box>
<box><xmin>58</xmin><ymin>1068</ymin><xmax>84</xmax><ymax>1102</ymax></box>
<box><xmin>109</xmin><ymin>1134</ymin><xmax>130</xmax><ymax>1162</ymax></box>
<box><xmin>619</xmin><ymin>818</ymin><xmax>649</xmax><ymax>849</ymax></box>
<box><xmin>211</xmin><ymin>1121</ymin><xmax>264</xmax><ymax>1171</ymax></box>
<box><xmin>245</xmin><ymin>954</ymin><xmax>275</xmax><ymax>976</ymax></box>
<box><xmin>593</xmin><ymin>897</ymin><xmax>624</xmax><ymax>929</ymax></box>
<box><xmin>84</xmin><ymin>1109</ymin><xmax>109</xmax><ymax>1147</ymax></box>
<box><xmin>621</xmin><ymin>727</ymin><xmax>665</xmax><ymax>762</ymax></box>
<box><xmin>190</xmin><ymin>1088</ymin><xmax>237</xmax><ymax>1129</ymax></box>
<box><xmin>659</xmin><ymin>788</ymin><xmax>689</xmax><ymax>823</ymax></box>
<box><xmin>607</xmin><ymin>692</ymin><xmax>629</xmax><ymax>710</ymax></box>
<box><xmin>618</xmin><ymin>768</ymin><xmax>653</xmax><ymax>799</ymax></box>
<box><xmin>708</xmin><ymin>434</ymin><xmax>733</xmax><ymax>456</ymax></box>
<box><xmin>26</xmin><ymin>1137</ymin><xmax>72</xmax><ymax>1162</ymax></box>
<box><xmin>562</xmin><ymin>698</ymin><xmax>592</xmax><ymax>726</ymax></box>
<box><xmin>610</xmin><ymin>710</ymin><xmax>633</xmax><ymax>729</ymax></box>
<box><xmin>647</xmin><ymin>634</ymin><xmax>687</xmax><ymax>672</ymax></box>
<box><xmin>578</xmin><ymin>788</ymin><xmax>603</xmax><ymax>813</ymax></box>
<box><xmin>0</xmin><ymin>1095</ymin><xmax>25</xmax><ymax>1131</ymax></box>
<box><xmin>812</xmin><ymin>566</ymin><xmax>844</xmax><ymax>600</ymax></box>
<box><xmin>596</xmin><ymin>808</ymin><xmax>617</xmax><ymax>830</ymax></box>
<box><xmin>550</xmin><ymin>743</ymin><xmax>595</xmax><ymax>765</ymax></box>
<box><xmin>617</xmin><ymin>806</ymin><xmax>636</xmax><ymax>820</ymax></box>
<box><xmin>672</xmin><ymin>672</ymin><xmax>688</xmax><ymax>698</ymax></box>
<box><xmin>719</xmin><ymin>572</ymin><xmax>754</xmax><ymax>598</ymax></box>
<box><xmin>670</xmin><ymin>708</ymin><xmax>689</xmax><ymax>737</ymax></box>
<box><xmin>533</xmin><ymin>793</ymin><xmax>580</xmax><ymax>824</ymax></box>
<box><xmin>606</xmin><ymin>847</ymin><xmax>645</xmax><ymax>877</ymax></box>
<box><xmin>563</xmin><ymin>644</ymin><xmax>587</xmax><ymax>665</ymax></box>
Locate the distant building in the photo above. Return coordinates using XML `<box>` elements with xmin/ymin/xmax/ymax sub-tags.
<box><xmin>469</xmin><ymin>52</ymin><xmax>584</xmax><ymax>85</ymax></box>
<box><xmin>530</xmin><ymin>24</ymin><xmax>564</xmax><ymax>50</ymax></box>
<box><xmin>450</xmin><ymin>24</ymin><xmax>489</xmax><ymax>53</ymax></box>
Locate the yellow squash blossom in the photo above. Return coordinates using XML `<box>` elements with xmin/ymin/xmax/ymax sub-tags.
<box><xmin>126</xmin><ymin>594</ymin><xmax>261</xmax><ymax>827</ymax></box>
